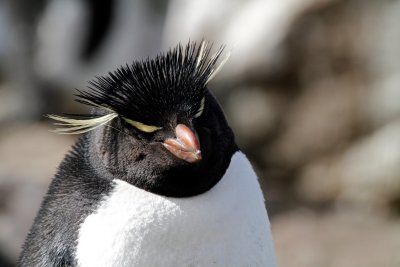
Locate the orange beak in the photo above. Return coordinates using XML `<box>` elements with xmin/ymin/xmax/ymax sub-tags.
<box><xmin>163</xmin><ymin>124</ymin><xmax>202</xmax><ymax>163</ymax></box>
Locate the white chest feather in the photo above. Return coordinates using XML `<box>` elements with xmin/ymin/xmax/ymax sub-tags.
<box><xmin>76</xmin><ymin>152</ymin><xmax>277</xmax><ymax>267</ymax></box>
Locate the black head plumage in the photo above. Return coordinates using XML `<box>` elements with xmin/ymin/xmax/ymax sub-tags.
<box><xmin>76</xmin><ymin>41</ymin><xmax>225</xmax><ymax>126</ymax></box>
<box><xmin>47</xmin><ymin>40</ymin><xmax>237</xmax><ymax>197</ymax></box>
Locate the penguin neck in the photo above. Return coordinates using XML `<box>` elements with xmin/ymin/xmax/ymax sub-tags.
<box><xmin>76</xmin><ymin>151</ymin><xmax>273</xmax><ymax>266</ymax></box>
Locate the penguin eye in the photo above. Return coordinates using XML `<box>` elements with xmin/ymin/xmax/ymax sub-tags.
<box><xmin>194</xmin><ymin>97</ymin><xmax>205</xmax><ymax>118</ymax></box>
<box><xmin>123</xmin><ymin>118</ymin><xmax>162</xmax><ymax>133</ymax></box>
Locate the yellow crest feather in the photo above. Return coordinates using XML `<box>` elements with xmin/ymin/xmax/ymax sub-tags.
<box><xmin>123</xmin><ymin>118</ymin><xmax>162</xmax><ymax>133</ymax></box>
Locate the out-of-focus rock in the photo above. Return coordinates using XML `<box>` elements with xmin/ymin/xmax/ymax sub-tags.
<box><xmin>366</xmin><ymin>75</ymin><xmax>400</xmax><ymax>128</ymax></box>
<box><xmin>297</xmin><ymin>155</ymin><xmax>342</xmax><ymax>203</ymax></box>
<box><xmin>0</xmin><ymin>124</ymin><xmax>75</xmax><ymax>263</ymax></box>
<box><xmin>365</xmin><ymin>1</ymin><xmax>400</xmax><ymax>81</ymax></box>
<box><xmin>298</xmin><ymin>120</ymin><xmax>400</xmax><ymax>214</ymax></box>
<box><xmin>267</xmin><ymin>76</ymin><xmax>363</xmax><ymax>167</ymax></box>
<box><xmin>0</xmin><ymin>85</ymin><xmax>27</xmax><ymax>124</ymax></box>
<box><xmin>226</xmin><ymin>88</ymin><xmax>285</xmax><ymax>146</ymax></box>
<box><xmin>337</xmin><ymin>120</ymin><xmax>400</xmax><ymax>212</ymax></box>
<box><xmin>273</xmin><ymin>209</ymin><xmax>400</xmax><ymax>267</ymax></box>
<box><xmin>362</xmin><ymin>1</ymin><xmax>400</xmax><ymax>128</ymax></box>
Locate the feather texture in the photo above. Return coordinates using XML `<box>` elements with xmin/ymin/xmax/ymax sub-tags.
<box><xmin>48</xmin><ymin>40</ymin><xmax>230</xmax><ymax>134</ymax></box>
<box><xmin>47</xmin><ymin>113</ymin><xmax>118</xmax><ymax>134</ymax></box>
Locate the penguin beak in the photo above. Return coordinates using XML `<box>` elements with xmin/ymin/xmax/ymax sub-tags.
<box><xmin>163</xmin><ymin>124</ymin><xmax>202</xmax><ymax>163</ymax></box>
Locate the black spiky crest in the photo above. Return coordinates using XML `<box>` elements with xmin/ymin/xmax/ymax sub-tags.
<box><xmin>76</xmin><ymin>41</ymin><xmax>226</xmax><ymax>126</ymax></box>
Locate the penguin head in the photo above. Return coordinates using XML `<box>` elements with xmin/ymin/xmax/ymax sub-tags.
<box><xmin>50</xmin><ymin>41</ymin><xmax>237</xmax><ymax>197</ymax></box>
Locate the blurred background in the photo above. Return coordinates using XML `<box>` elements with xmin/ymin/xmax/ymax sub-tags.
<box><xmin>0</xmin><ymin>0</ymin><xmax>399</xmax><ymax>266</ymax></box>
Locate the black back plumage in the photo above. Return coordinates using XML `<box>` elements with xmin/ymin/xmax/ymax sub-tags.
<box><xmin>18</xmin><ymin>136</ymin><xmax>114</xmax><ymax>266</ymax></box>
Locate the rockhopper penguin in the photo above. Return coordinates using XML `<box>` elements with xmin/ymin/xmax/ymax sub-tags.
<box><xmin>18</xmin><ymin>41</ymin><xmax>277</xmax><ymax>266</ymax></box>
